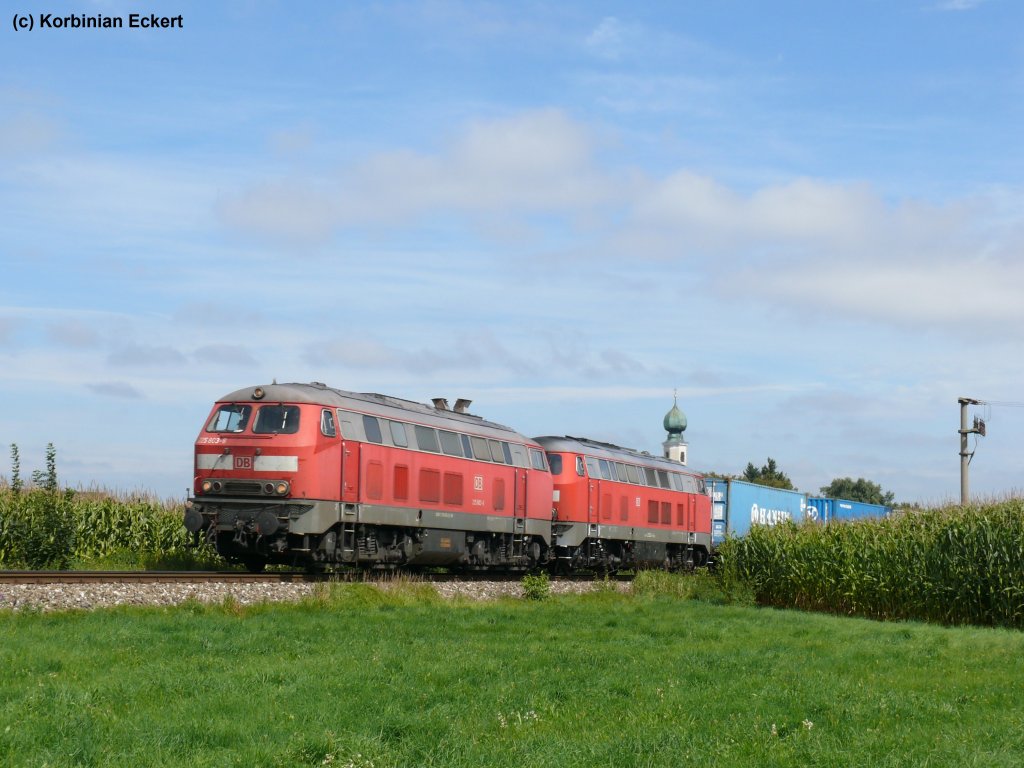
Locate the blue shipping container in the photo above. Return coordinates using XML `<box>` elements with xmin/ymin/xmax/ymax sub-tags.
<box><xmin>830</xmin><ymin>499</ymin><xmax>889</xmax><ymax>522</ymax></box>
<box><xmin>709</xmin><ymin>479</ymin><xmax>808</xmax><ymax>544</ymax></box>
<box><xmin>806</xmin><ymin>497</ymin><xmax>831</xmax><ymax>523</ymax></box>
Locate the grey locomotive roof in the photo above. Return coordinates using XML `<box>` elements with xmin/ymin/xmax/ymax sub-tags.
<box><xmin>217</xmin><ymin>382</ymin><xmax>532</xmax><ymax>443</ymax></box>
<box><xmin>534</xmin><ymin>435</ymin><xmax>704</xmax><ymax>477</ymax></box>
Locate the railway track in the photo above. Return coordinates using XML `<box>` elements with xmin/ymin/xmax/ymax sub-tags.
<box><xmin>0</xmin><ymin>570</ymin><xmax>630</xmax><ymax>585</ymax></box>
<box><xmin>0</xmin><ymin>570</ymin><xmax>323</xmax><ymax>585</ymax></box>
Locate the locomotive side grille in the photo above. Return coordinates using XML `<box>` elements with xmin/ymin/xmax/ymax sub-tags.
<box><xmin>224</xmin><ymin>480</ymin><xmax>264</xmax><ymax>495</ymax></box>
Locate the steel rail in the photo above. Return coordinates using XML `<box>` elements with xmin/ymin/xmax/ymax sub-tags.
<box><xmin>0</xmin><ymin>569</ymin><xmax>631</xmax><ymax>585</ymax></box>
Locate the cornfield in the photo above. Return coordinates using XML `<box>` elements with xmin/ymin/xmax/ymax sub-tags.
<box><xmin>0</xmin><ymin>486</ymin><xmax>195</xmax><ymax>569</ymax></box>
<box><xmin>717</xmin><ymin>500</ymin><xmax>1024</xmax><ymax>628</ymax></box>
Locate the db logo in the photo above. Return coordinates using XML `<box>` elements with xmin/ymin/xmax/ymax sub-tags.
<box><xmin>234</xmin><ymin>456</ymin><xmax>253</xmax><ymax>470</ymax></box>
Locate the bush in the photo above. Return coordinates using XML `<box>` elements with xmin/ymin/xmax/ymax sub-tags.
<box><xmin>521</xmin><ymin>571</ymin><xmax>551</xmax><ymax>601</ymax></box>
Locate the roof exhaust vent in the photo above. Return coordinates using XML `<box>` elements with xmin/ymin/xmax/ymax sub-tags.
<box><xmin>432</xmin><ymin>398</ymin><xmax>450</xmax><ymax>411</ymax></box>
<box><xmin>454</xmin><ymin>398</ymin><xmax>472</xmax><ymax>414</ymax></box>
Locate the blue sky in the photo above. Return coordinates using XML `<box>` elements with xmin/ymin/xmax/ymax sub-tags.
<box><xmin>2</xmin><ymin>0</ymin><xmax>1022</xmax><ymax>503</ymax></box>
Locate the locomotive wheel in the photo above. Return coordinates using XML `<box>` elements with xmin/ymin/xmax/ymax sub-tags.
<box><xmin>242</xmin><ymin>556</ymin><xmax>267</xmax><ymax>573</ymax></box>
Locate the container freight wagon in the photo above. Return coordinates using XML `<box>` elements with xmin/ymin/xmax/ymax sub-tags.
<box><xmin>708</xmin><ymin>479</ymin><xmax>808</xmax><ymax>546</ymax></box>
<box><xmin>807</xmin><ymin>497</ymin><xmax>890</xmax><ymax>523</ymax></box>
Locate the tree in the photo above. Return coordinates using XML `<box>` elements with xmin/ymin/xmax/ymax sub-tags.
<box><xmin>819</xmin><ymin>477</ymin><xmax>895</xmax><ymax>506</ymax></box>
<box><xmin>742</xmin><ymin>457</ymin><xmax>795</xmax><ymax>490</ymax></box>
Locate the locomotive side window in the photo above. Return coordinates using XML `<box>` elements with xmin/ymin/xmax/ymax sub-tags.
<box><xmin>439</xmin><ymin>430</ymin><xmax>463</xmax><ymax>456</ymax></box>
<box><xmin>656</xmin><ymin>470</ymin><xmax>670</xmax><ymax>489</ymax></box>
<box><xmin>510</xmin><ymin>444</ymin><xmax>529</xmax><ymax>467</ymax></box>
<box><xmin>598</xmin><ymin>459</ymin><xmax>613</xmax><ymax>481</ymax></box>
<box><xmin>336</xmin><ymin>411</ymin><xmax>358</xmax><ymax>439</ymax></box>
<box><xmin>320</xmin><ymin>409</ymin><xmax>337</xmax><ymax>437</ymax></box>
<box><xmin>415</xmin><ymin>425</ymin><xmax>440</xmax><ymax>453</ymax></box>
<box><xmin>669</xmin><ymin>473</ymin><xmax>683</xmax><ymax>492</ymax></box>
<box><xmin>585</xmin><ymin>457</ymin><xmax>600</xmax><ymax>478</ymax></box>
<box><xmin>470</xmin><ymin>436</ymin><xmax>491</xmax><ymax>462</ymax></box>
<box><xmin>206</xmin><ymin>404</ymin><xmax>251</xmax><ymax>433</ymax></box>
<box><xmin>529</xmin><ymin>448</ymin><xmax>549</xmax><ymax>471</ymax></box>
<box><xmin>625</xmin><ymin>464</ymin><xmax>640</xmax><ymax>484</ymax></box>
<box><xmin>460</xmin><ymin>434</ymin><xmax>473</xmax><ymax>458</ymax></box>
<box><xmin>389</xmin><ymin>421</ymin><xmax>408</xmax><ymax>448</ymax></box>
<box><xmin>547</xmin><ymin>454</ymin><xmax>563</xmax><ymax>475</ymax></box>
<box><xmin>614</xmin><ymin>462</ymin><xmax>628</xmax><ymax>482</ymax></box>
<box><xmin>253</xmin><ymin>405</ymin><xmax>300</xmax><ymax>434</ymax></box>
<box><xmin>644</xmin><ymin>468</ymin><xmax>657</xmax><ymax>486</ymax></box>
<box><xmin>363</xmin><ymin>415</ymin><xmax>383</xmax><ymax>444</ymax></box>
<box><xmin>576</xmin><ymin>456</ymin><xmax>586</xmax><ymax>476</ymax></box>
<box><xmin>488</xmin><ymin>439</ymin><xmax>506</xmax><ymax>463</ymax></box>
<box><xmin>501</xmin><ymin>442</ymin><xmax>513</xmax><ymax>465</ymax></box>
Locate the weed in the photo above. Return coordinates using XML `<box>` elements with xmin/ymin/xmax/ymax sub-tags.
<box><xmin>521</xmin><ymin>571</ymin><xmax>551</xmax><ymax>601</ymax></box>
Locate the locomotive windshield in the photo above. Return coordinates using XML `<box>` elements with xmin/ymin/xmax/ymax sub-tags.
<box><xmin>206</xmin><ymin>404</ymin><xmax>252</xmax><ymax>433</ymax></box>
<box><xmin>253</xmin><ymin>405</ymin><xmax>301</xmax><ymax>434</ymax></box>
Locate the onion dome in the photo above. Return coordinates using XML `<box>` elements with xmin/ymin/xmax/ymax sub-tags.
<box><xmin>663</xmin><ymin>394</ymin><xmax>687</xmax><ymax>436</ymax></box>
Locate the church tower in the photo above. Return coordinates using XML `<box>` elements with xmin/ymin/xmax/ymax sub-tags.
<box><xmin>662</xmin><ymin>392</ymin><xmax>688</xmax><ymax>465</ymax></box>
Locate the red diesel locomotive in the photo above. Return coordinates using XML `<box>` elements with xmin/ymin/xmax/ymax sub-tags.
<box><xmin>185</xmin><ymin>382</ymin><xmax>554</xmax><ymax>571</ymax></box>
<box><xmin>184</xmin><ymin>382</ymin><xmax>713</xmax><ymax>572</ymax></box>
<box><xmin>537</xmin><ymin>436</ymin><xmax>712</xmax><ymax>571</ymax></box>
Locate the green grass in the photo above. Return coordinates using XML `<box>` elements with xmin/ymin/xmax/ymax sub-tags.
<box><xmin>2</xmin><ymin>584</ymin><xmax>1023</xmax><ymax>767</ymax></box>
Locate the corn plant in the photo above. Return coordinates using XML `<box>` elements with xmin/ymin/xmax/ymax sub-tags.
<box><xmin>717</xmin><ymin>501</ymin><xmax>1024</xmax><ymax>628</ymax></box>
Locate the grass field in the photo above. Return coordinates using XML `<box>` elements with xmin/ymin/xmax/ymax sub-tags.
<box><xmin>2</xmin><ymin>583</ymin><xmax>1023</xmax><ymax>767</ymax></box>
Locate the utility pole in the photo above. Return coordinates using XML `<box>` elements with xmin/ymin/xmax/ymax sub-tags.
<box><xmin>958</xmin><ymin>397</ymin><xmax>985</xmax><ymax>505</ymax></box>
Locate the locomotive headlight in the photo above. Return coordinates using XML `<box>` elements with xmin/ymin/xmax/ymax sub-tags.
<box><xmin>201</xmin><ymin>480</ymin><xmax>213</xmax><ymax>493</ymax></box>
<box><xmin>275</xmin><ymin>481</ymin><xmax>290</xmax><ymax>496</ymax></box>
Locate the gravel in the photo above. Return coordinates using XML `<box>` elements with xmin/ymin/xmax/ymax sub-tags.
<box><xmin>0</xmin><ymin>578</ymin><xmax>625</xmax><ymax>613</ymax></box>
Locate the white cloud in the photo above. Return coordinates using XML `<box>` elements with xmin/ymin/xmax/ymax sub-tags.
<box><xmin>85</xmin><ymin>381</ymin><xmax>144</xmax><ymax>400</ymax></box>
<box><xmin>585</xmin><ymin>17</ymin><xmax>626</xmax><ymax>59</ymax></box>
<box><xmin>219</xmin><ymin>109</ymin><xmax>618</xmax><ymax>245</ymax></box>
<box><xmin>936</xmin><ymin>0</ymin><xmax>986</xmax><ymax>10</ymax></box>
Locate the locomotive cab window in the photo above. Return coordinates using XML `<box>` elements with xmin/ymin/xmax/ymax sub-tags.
<box><xmin>253</xmin><ymin>405</ymin><xmax>300</xmax><ymax>434</ymax></box>
<box><xmin>547</xmin><ymin>454</ymin><xmax>563</xmax><ymax>475</ymax></box>
<box><xmin>576</xmin><ymin>456</ymin><xmax>586</xmax><ymax>476</ymax></box>
<box><xmin>320</xmin><ymin>409</ymin><xmax>337</xmax><ymax>437</ymax></box>
<box><xmin>206</xmin><ymin>404</ymin><xmax>252</xmax><ymax>433</ymax></box>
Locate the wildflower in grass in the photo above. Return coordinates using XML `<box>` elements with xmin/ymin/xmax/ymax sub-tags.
<box><xmin>803</xmin><ymin>719</ymin><xmax>814</xmax><ymax>730</ymax></box>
